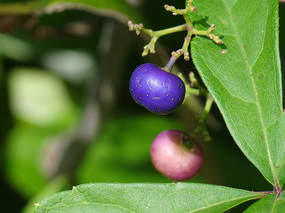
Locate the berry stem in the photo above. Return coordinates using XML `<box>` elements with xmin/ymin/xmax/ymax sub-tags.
<box><xmin>186</xmin><ymin>86</ymin><xmax>201</xmax><ymax>95</ymax></box>
<box><xmin>164</xmin><ymin>55</ymin><xmax>178</xmax><ymax>72</ymax></box>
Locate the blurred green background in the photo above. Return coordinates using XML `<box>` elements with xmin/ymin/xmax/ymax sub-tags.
<box><xmin>0</xmin><ymin>0</ymin><xmax>284</xmax><ymax>212</ymax></box>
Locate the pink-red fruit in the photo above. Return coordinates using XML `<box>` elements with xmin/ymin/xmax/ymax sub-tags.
<box><xmin>151</xmin><ymin>130</ymin><xmax>203</xmax><ymax>181</ymax></box>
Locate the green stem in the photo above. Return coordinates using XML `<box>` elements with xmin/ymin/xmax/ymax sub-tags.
<box><xmin>203</xmin><ymin>95</ymin><xmax>214</xmax><ymax>119</ymax></box>
<box><xmin>189</xmin><ymin>72</ymin><xmax>208</xmax><ymax>96</ymax></box>
<box><xmin>182</xmin><ymin>30</ymin><xmax>193</xmax><ymax>60</ymax></box>
<box><xmin>190</xmin><ymin>94</ymin><xmax>214</xmax><ymax>142</ymax></box>
<box><xmin>183</xmin><ymin>13</ymin><xmax>195</xmax><ymax>30</ymax></box>
<box><xmin>168</xmin><ymin>10</ymin><xmax>195</xmax><ymax>61</ymax></box>
<box><xmin>129</xmin><ymin>0</ymin><xmax>222</xmax><ymax>58</ymax></box>
<box><xmin>142</xmin><ymin>24</ymin><xmax>187</xmax><ymax>37</ymax></box>
<box><xmin>186</xmin><ymin>86</ymin><xmax>200</xmax><ymax>95</ymax></box>
<box><xmin>171</xmin><ymin>29</ymin><xmax>193</xmax><ymax>60</ymax></box>
<box><xmin>141</xmin><ymin>24</ymin><xmax>188</xmax><ymax>56</ymax></box>
<box><xmin>164</xmin><ymin>1</ymin><xmax>196</xmax><ymax>15</ymax></box>
<box><xmin>194</xmin><ymin>28</ymin><xmax>223</xmax><ymax>44</ymax></box>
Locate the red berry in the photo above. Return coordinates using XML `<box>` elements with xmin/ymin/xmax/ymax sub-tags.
<box><xmin>151</xmin><ymin>130</ymin><xmax>203</xmax><ymax>181</ymax></box>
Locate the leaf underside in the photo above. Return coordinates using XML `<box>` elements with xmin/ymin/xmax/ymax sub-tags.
<box><xmin>35</xmin><ymin>183</ymin><xmax>261</xmax><ymax>213</ymax></box>
<box><xmin>190</xmin><ymin>0</ymin><xmax>285</xmax><ymax>187</ymax></box>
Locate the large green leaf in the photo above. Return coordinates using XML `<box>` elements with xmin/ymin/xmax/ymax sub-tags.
<box><xmin>190</xmin><ymin>0</ymin><xmax>285</xmax><ymax>186</ymax></box>
<box><xmin>0</xmin><ymin>0</ymin><xmax>140</xmax><ymax>23</ymax></box>
<box><xmin>244</xmin><ymin>192</ymin><xmax>285</xmax><ymax>212</ymax></box>
<box><xmin>35</xmin><ymin>183</ymin><xmax>262</xmax><ymax>212</ymax></box>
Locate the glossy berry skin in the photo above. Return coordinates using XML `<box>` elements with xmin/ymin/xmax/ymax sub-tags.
<box><xmin>129</xmin><ymin>63</ymin><xmax>185</xmax><ymax>115</ymax></box>
<box><xmin>151</xmin><ymin>130</ymin><xmax>203</xmax><ymax>181</ymax></box>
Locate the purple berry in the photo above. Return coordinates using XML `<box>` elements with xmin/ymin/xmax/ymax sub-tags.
<box><xmin>129</xmin><ymin>63</ymin><xmax>185</xmax><ymax>115</ymax></box>
<box><xmin>151</xmin><ymin>130</ymin><xmax>203</xmax><ymax>181</ymax></box>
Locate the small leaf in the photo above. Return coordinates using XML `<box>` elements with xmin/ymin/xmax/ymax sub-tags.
<box><xmin>0</xmin><ymin>0</ymin><xmax>141</xmax><ymax>23</ymax></box>
<box><xmin>244</xmin><ymin>192</ymin><xmax>285</xmax><ymax>212</ymax></box>
<box><xmin>190</xmin><ymin>0</ymin><xmax>285</xmax><ymax>186</ymax></box>
<box><xmin>35</xmin><ymin>183</ymin><xmax>262</xmax><ymax>212</ymax></box>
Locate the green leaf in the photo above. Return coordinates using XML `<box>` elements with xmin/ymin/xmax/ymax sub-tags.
<box><xmin>35</xmin><ymin>183</ymin><xmax>262</xmax><ymax>212</ymax></box>
<box><xmin>0</xmin><ymin>0</ymin><xmax>141</xmax><ymax>23</ymax></box>
<box><xmin>190</xmin><ymin>0</ymin><xmax>285</xmax><ymax>186</ymax></box>
<box><xmin>244</xmin><ymin>192</ymin><xmax>285</xmax><ymax>212</ymax></box>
